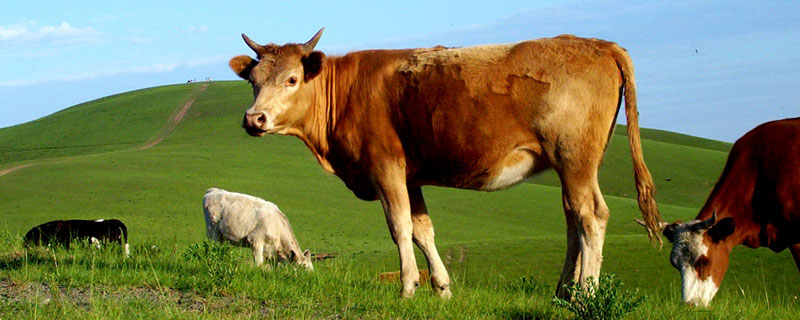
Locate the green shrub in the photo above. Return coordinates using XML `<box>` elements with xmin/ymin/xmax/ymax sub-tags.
<box><xmin>180</xmin><ymin>241</ymin><xmax>240</xmax><ymax>293</ymax></box>
<box><xmin>552</xmin><ymin>273</ymin><xmax>644</xmax><ymax>320</ymax></box>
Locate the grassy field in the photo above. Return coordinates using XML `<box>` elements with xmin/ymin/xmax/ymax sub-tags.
<box><xmin>0</xmin><ymin>81</ymin><xmax>798</xmax><ymax>318</ymax></box>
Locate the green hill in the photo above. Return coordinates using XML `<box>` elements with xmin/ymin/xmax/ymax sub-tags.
<box><xmin>1</xmin><ymin>81</ymin><xmax>796</xmax><ymax>307</ymax></box>
<box><xmin>0</xmin><ymin>85</ymin><xmax>208</xmax><ymax>165</ymax></box>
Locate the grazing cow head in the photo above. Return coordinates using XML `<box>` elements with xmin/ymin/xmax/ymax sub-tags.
<box><xmin>661</xmin><ymin>212</ymin><xmax>736</xmax><ymax>307</ymax></box>
<box><xmin>291</xmin><ymin>249</ymin><xmax>314</xmax><ymax>271</ymax></box>
<box><xmin>230</xmin><ymin>28</ymin><xmax>326</xmax><ymax>136</ymax></box>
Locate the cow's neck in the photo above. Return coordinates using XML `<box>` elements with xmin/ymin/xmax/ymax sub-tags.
<box><xmin>697</xmin><ymin>169</ymin><xmax>760</xmax><ymax>248</ymax></box>
<box><xmin>286</xmin><ymin>58</ymin><xmax>347</xmax><ymax>175</ymax></box>
<box><xmin>279</xmin><ymin>237</ymin><xmax>302</xmax><ymax>260</ymax></box>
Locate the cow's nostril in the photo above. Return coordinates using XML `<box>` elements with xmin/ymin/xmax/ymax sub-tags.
<box><xmin>256</xmin><ymin>113</ymin><xmax>266</xmax><ymax>124</ymax></box>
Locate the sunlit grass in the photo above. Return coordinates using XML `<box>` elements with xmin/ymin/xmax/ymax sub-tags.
<box><xmin>0</xmin><ymin>232</ymin><xmax>797</xmax><ymax>319</ymax></box>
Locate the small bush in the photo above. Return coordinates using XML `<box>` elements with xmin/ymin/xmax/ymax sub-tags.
<box><xmin>180</xmin><ymin>241</ymin><xmax>240</xmax><ymax>293</ymax></box>
<box><xmin>552</xmin><ymin>273</ymin><xmax>644</xmax><ymax>320</ymax></box>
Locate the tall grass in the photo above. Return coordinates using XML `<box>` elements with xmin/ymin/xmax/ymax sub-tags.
<box><xmin>0</xmin><ymin>231</ymin><xmax>797</xmax><ymax>319</ymax></box>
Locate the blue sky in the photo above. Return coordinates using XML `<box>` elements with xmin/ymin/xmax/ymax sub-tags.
<box><xmin>1</xmin><ymin>0</ymin><xmax>798</xmax><ymax>142</ymax></box>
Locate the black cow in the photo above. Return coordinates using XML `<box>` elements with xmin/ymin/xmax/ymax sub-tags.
<box><xmin>24</xmin><ymin>219</ymin><xmax>129</xmax><ymax>255</ymax></box>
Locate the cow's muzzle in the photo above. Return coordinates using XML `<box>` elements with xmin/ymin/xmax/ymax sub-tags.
<box><xmin>242</xmin><ymin>110</ymin><xmax>269</xmax><ymax>137</ymax></box>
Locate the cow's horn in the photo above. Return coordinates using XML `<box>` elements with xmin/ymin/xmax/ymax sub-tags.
<box><xmin>693</xmin><ymin>211</ymin><xmax>717</xmax><ymax>231</ymax></box>
<box><xmin>242</xmin><ymin>33</ymin><xmax>268</xmax><ymax>56</ymax></box>
<box><xmin>303</xmin><ymin>28</ymin><xmax>325</xmax><ymax>52</ymax></box>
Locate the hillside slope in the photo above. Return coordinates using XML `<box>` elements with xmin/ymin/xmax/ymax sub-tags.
<box><xmin>0</xmin><ymin>83</ymin><xmax>208</xmax><ymax>167</ymax></box>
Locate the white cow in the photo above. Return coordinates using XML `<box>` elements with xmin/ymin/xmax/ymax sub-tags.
<box><xmin>203</xmin><ymin>188</ymin><xmax>313</xmax><ymax>271</ymax></box>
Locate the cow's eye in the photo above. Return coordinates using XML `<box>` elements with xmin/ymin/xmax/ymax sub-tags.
<box><xmin>286</xmin><ymin>76</ymin><xmax>298</xmax><ymax>87</ymax></box>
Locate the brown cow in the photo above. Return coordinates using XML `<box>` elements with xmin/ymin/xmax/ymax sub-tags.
<box><xmin>642</xmin><ymin>118</ymin><xmax>800</xmax><ymax>307</ymax></box>
<box><xmin>230</xmin><ymin>28</ymin><xmax>662</xmax><ymax>299</ymax></box>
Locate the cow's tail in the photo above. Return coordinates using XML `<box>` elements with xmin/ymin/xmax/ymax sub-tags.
<box><xmin>120</xmin><ymin>222</ymin><xmax>130</xmax><ymax>257</ymax></box>
<box><xmin>615</xmin><ymin>48</ymin><xmax>664</xmax><ymax>247</ymax></box>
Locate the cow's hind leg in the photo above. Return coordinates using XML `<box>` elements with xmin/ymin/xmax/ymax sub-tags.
<box><xmin>556</xmin><ymin>167</ymin><xmax>609</xmax><ymax>298</ymax></box>
<box><xmin>376</xmin><ymin>165</ymin><xmax>420</xmax><ymax>298</ymax></box>
<box><xmin>409</xmin><ymin>187</ymin><xmax>451</xmax><ymax>299</ymax></box>
<box><xmin>556</xmin><ymin>198</ymin><xmax>582</xmax><ymax>298</ymax></box>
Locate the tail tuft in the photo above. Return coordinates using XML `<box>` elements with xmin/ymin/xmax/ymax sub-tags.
<box><xmin>616</xmin><ymin>47</ymin><xmax>664</xmax><ymax>247</ymax></box>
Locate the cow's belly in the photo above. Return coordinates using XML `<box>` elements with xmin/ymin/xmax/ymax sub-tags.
<box><xmin>217</xmin><ymin>217</ymin><xmax>257</xmax><ymax>243</ymax></box>
<box><xmin>413</xmin><ymin>142</ymin><xmax>548</xmax><ymax>191</ymax></box>
<box><xmin>483</xmin><ymin>153</ymin><xmax>535</xmax><ymax>190</ymax></box>
<box><xmin>480</xmin><ymin>147</ymin><xmax>543</xmax><ymax>191</ymax></box>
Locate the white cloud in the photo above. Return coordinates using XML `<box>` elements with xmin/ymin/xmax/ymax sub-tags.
<box><xmin>0</xmin><ymin>24</ymin><xmax>27</xmax><ymax>40</ymax></box>
<box><xmin>0</xmin><ymin>21</ymin><xmax>101</xmax><ymax>45</ymax></box>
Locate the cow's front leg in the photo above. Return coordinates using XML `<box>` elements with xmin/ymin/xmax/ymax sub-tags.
<box><xmin>408</xmin><ymin>187</ymin><xmax>451</xmax><ymax>299</ymax></box>
<box><xmin>376</xmin><ymin>165</ymin><xmax>419</xmax><ymax>298</ymax></box>
<box><xmin>251</xmin><ymin>240</ymin><xmax>266</xmax><ymax>267</ymax></box>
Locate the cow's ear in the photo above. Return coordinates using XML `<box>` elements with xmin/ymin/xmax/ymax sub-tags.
<box><xmin>303</xmin><ymin>249</ymin><xmax>311</xmax><ymax>259</ymax></box>
<box><xmin>229</xmin><ymin>55</ymin><xmax>257</xmax><ymax>79</ymax></box>
<box><xmin>707</xmin><ymin>217</ymin><xmax>735</xmax><ymax>242</ymax></box>
<box><xmin>290</xmin><ymin>249</ymin><xmax>298</xmax><ymax>261</ymax></box>
<box><xmin>302</xmin><ymin>51</ymin><xmax>326</xmax><ymax>82</ymax></box>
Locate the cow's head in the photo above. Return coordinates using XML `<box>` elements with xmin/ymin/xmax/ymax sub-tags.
<box><xmin>230</xmin><ymin>28</ymin><xmax>326</xmax><ymax>136</ymax></box>
<box><xmin>661</xmin><ymin>212</ymin><xmax>736</xmax><ymax>307</ymax></box>
<box><xmin>291</xmin><ymin>249</ymin><xmax>314</xmax><ymax>271</ymax></box>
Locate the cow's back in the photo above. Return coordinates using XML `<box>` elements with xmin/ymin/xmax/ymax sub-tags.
<box><xmin>746</xmin><ymin>118</ymin><xmax>800</xmax><ymax>225</ymax></box>
<box><xmin>707</xmin><ymin>118</ymin><xmax>800</xmax><ymax>249</ymax></box>
<box><xmin>203</xmin><ymin>188</ymin><xmax>282</xmax><ymax>243</ymax></box>
<box><xmin>388</xmin><ymin>36</ymin><xmax>627</xmax><ymax>188</ymax></box>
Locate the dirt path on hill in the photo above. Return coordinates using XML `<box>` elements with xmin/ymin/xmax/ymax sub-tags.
<box><xmin>0</xmin><ymin>164</ymin><xmax>34</xmax><ymax>177</ymax></box>
<box><xmin>0</xmin><ymin>84</ymin><xmax>209</xmax><ymax>178</ymax></box>
<box><xmin>139</xmin><ymin>84</ymin><xmax>207</xmax><ymax>150</ymax></box>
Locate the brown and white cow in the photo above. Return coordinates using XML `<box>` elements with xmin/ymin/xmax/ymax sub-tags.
<box><xmin>230</xmin><ymin>28</ymin><xmax>663</xmax><ymax>298</ymax></box>
<box><xmin>644</xmin><ymin>118</ymin><xmax>800</xmax><ymax>307</ymax></box>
